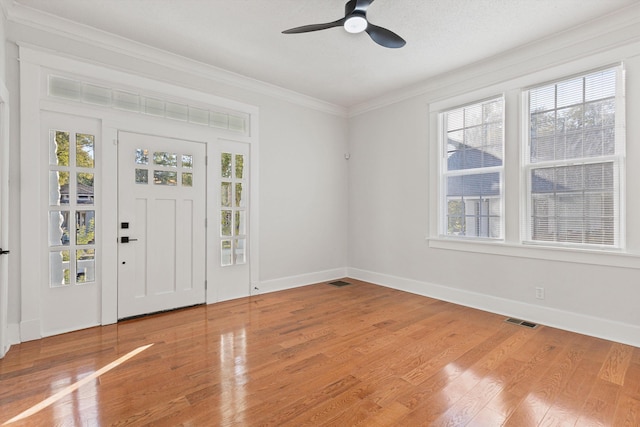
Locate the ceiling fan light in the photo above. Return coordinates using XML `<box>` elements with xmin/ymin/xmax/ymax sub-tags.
<box><xmin>344</xmin><ymin>15</ymin><xmax>367</xmax><ymax>33</ymax></box>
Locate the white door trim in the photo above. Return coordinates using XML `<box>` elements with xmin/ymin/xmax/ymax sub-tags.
<box><xmin>0</xmin><ymin>80</ymin><xmax>10</xmax><ymax>357</ymax></box>
<box><xmin>19</xmin><ymin>45</ymin><xmax>259</xmax><ymax>340</ymax></box>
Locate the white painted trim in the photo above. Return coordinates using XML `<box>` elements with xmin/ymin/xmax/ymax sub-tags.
<box><xmin>18</xmin><ymin>45</ymin><xmax>260</xmax><ymax>339</ymax></box>
<box><xmin>0</xmin><ymin>80</ymin><xmax>9</xmax><ymax>357</ymax></box>
<box><xmin>5</xmin><ymin>4</ymin><xmax>346</xmax><ymax>117</ymax></box>
<box><xmin>257</xmin><ymin>268</ymin><xmax>348</xmax><ymax>295</ymax></box>
<box><xmin>19</xmin><ymin>53</ymin><xmax>42</xmax><ymax>342</ymax></box>
<box><xmin>19</xmin><ymin>319</ymin><xmax>40</xmax><ymax>342</ymax></box>
<box><xmin>427</xmin><ymin>239</ymin><xmax>640</xmax><ymax>270</ymax></box>
<box><xmin>348</xmin><ymin>268</ymin><xmax>640</xmax><ymax>349</ymax></box>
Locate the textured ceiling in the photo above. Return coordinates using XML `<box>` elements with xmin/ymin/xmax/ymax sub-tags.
<box><xmin>10</xmin><ymin>0</ymin><xmax>640</xmax><ymax>108</ymax></box>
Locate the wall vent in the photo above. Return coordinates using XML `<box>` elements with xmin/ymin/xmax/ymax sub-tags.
<box><xmin>328</xmin><ymin>280</ymin><xmax>351</xmax><ymax>287</ymax></box>
<box><xmin>505</xmin><ymin>318</ymin><xmax>538</xmax><ymax>328</ymax></box>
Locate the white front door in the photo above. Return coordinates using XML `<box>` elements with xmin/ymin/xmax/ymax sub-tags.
<box><xmin>117</xmin><ymin>132</ymin><xmax>206</xmax><ymax>318</ymax></box>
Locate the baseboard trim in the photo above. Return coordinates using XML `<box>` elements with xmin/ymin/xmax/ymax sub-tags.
<box><xmin>257</xmin><ymin>268</ymin><xmax>348</xmax><ymax>295</ymax></box>
<box><xmin>19</xmin><ymin>318</ymin><xmax>41</xmax><ymax>342</ymax></box>
<box><xmin>348</xmin><ymin>268</ymin><xmax>640</xmax><ymax>348</ymax></box>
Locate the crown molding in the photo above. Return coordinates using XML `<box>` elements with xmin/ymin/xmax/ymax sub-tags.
<box><xmin>348</xmin><ymin>2</ymin><xmax>640</xmax><ymax>117</ymax></box>
<box><xmin>4</xmin><ymin>1</ymin><xmax>348</xmax><ymax>117</ymax></box>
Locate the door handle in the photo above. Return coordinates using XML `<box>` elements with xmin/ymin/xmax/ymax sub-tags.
<box><xmin>0</xmin><ymin>248</ymin><xmax>9</xmax><ymax>255</ymax></box>
<box><xmin>120</xmin><ymin>237</ymin><xmax>138</xmax><ymax>243</ymax></box>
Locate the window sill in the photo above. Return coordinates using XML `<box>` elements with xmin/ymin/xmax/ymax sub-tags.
<box><xmin>427</xmin><ymin>237</ymin><xmax>640</xmax><ymax>270</ymax></box>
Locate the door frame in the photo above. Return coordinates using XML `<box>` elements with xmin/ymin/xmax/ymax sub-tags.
<box><xmin>19</xmin><ymin>46</ymin><xmax>259</xmax><ymax>339</ymax></box>
<box><xmin>116</xmin><ymin>131</ymin><xmax>207</xmax><ymax>318</ymax></box>
<box><xmin>0</xmin><ymin>80</ymin><xmax>10</xmax><ymax>357</ymax></box>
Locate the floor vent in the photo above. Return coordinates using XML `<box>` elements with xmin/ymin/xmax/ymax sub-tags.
<box><xmin>505</xmin><ymin>318</ymin><xmax>538</xmax><ymax>328</ymax></box>
<box><xmin>328</xmin><ymin>280</ymin><xmax>352</xmax><ymax>287</ymax></box>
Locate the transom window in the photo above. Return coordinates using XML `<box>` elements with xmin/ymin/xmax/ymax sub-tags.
<box><xmin>524</xmin><ymin>66</ymin><xmax>624</xmax><ymax>248</ymax></box>
<box><xmin>440</xmin><ymin>97</ymin><xmax>504</xmax><ymax>239</ymax></box>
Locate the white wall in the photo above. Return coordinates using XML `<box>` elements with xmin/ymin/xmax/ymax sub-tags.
<box><xmin>348</xmin><ymin>6</ymin><xmax>640</xmax><ymax>347</ymax></box>
<box><xmin>3</xmin><ymin>2</ymin><xmax>639</xmax><ymax>350</ymax></box>
<box><xmin>3</xmin><ymin>19</ymin><xmax>348</xmax><ymax>342</ymax></box>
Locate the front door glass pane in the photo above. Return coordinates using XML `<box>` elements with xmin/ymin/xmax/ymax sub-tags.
<box><xmin>153</xmin><ymin>152</ymin><xmax>177</xmax><ymax>167</ymax></box>
<box><xmin>154</xmin><ymin>170</ymin><xmax>177</xmax><ymax>185</ymax></box>
<box><xmin>135</xmin><ymin>148</ymin><xmax>149</xmax><ymax>165</ymax></box>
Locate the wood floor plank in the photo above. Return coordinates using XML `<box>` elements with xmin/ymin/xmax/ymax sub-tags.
<box><xmin>0</xmin><ymin>279</ymin><xmax>637</xmax><ymax>426</ymax></box>
<box><xmin>599</xmin><ymin>342</ymin><xmax>634</xmax><ymax>386</ymax></box>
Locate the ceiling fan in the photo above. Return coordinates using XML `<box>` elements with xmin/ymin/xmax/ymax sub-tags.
<box><xmin>282</xmin><ymin>0</ymin><xmax>406</xmax><ymax>49</ymax></box>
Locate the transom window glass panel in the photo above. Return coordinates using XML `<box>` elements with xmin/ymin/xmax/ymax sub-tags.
<box><xmin>441</xmin><ymin>97</ymin><xmax>504</xmax><ymax>239</ymax></box>
<box><xmin>525</xmin><ymin>67</ymin><xmax>623</xmax><ymax>248</ymax></box>
<box><xmin>48</xmin><ymin>128</ymin><xmax>97</xmax><ymax>286</ymax></box>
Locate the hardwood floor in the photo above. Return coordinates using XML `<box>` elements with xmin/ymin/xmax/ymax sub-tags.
<box><xmin>1</xmin><ymin>279</ymin><xmax>638</xmax><ymax>426</ymax></box>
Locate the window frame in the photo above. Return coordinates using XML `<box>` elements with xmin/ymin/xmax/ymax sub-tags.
<box><xmin>427</xmin><ymin>60</ymin><xmax>635</xmax><ymax>269</ymax></box>
<box><xmin>438</xmin><ymin>96</ymin><xmax>506</xmax><ymax>241</ymax></box>
<box><xmin>521</xmin><ymin>65</ymin><xmax>626</xmax><ymax>250</ymax></box>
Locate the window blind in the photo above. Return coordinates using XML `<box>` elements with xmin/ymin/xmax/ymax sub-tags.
<box><xmin>442</xmin><ymin>97</ymin><xmax>504</xmax><ymax>239</ymax></box>
<box><xmin>525</xmin><ymin>66</ymin><xmax>623</xmax><ymax>247</ymax></box>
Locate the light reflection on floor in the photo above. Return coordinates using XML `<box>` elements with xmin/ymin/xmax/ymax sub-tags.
<box><xmin>2</xmin><ymin>343</ymin><xmax>153</xmax><ymax>425</ymax></box>
<box><xmin>219</xmin><ymin>329</ymin><xmax>247</xmax><ymax>426</ymax></box>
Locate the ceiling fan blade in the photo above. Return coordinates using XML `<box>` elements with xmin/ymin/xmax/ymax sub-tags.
<box><xmin>351</xmin><ymin>0</ymin><xmax>374</xmax><ymax>13</ymax></box>
<box><xmin>282</xmin><ymin>18</ymin><xmax>345</xmax><ymax>34</ymax></box>
<box><xmin>365</xmin><ymin>24</ymin><xmax>406</xmax><ymax>48</ymax></box>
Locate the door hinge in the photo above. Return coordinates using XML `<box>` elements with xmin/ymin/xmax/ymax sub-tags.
<box><xmin>205</xmin><ymin>156</ymin><xmax>208</xmax><ymax>166</ymax></box>
<box><xmin>205</xmin><ymin>218</ymin><xmax>208</xmax><ymax>228</ymax></box>
<box><xmin>205</xmin><ymin>280</ymin><xmax>207</xmax><ymax>290</ymax></box>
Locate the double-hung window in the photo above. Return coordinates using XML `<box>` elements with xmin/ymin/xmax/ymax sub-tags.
<box><xmin>440</xmin><ymin>97</ymin><xmax>504</xmax><ymax>239</ymax></box>
<box><xmin>524</xmin><ymin>66</ymin><xmax>624</xmax><ymax>248</ymax></box>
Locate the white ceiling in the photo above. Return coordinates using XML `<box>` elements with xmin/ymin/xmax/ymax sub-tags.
<box><xmin>10</xmin><ymin>0</ymin><xmax>640</xmax><ymax>108</ymax></box>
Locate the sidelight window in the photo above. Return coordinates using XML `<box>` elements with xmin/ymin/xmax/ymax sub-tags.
<box><xmin>220</xmin><ymin>152</ymin><xmax>247</xmax><ymax>266</ymax></box>
<box><xmin>48</xmin><ymin>130</ymin><xmax>96</xmax><ymax>286</ymax></box>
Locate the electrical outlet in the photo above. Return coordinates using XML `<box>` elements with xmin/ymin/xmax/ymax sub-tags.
<box><xmin>535</xmin><ymin>287</ymin><xmax>545</xmax><ymax>300</ymax></box>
